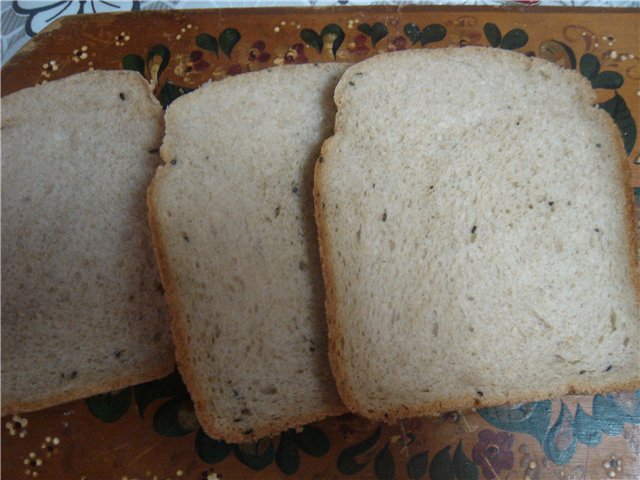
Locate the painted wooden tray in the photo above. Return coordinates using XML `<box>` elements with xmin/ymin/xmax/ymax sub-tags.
<box><xmin>1</xmin><ymin>6</ymin><xmax>639</xmax><ymax>480</ymax></box>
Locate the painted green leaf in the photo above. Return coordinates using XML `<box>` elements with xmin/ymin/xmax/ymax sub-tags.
<box><xmin>157</xmin><ymin>81</ymin><xmax>195</xmax><ymax>109</ymax></box>
<box><xmin>479</xmin><ymin>400</ymin><xmax>552</xmax><ymax>445</ymax></box>
<box><xmin>591</xmin><ymin>71</ymin><xmax>624</xmax><ymax>89</ymax></box>
<box><xmin>374</xmin><ymin>442</ymin><xmax>395</xmax><ymax>480</ymax></box>
<box><xmin>593</xmin><ymin>394</ymin><xmax>626</xmax><ymax>436</ymax></box>
<box><xmin>134</xmin><ymin>370</ymin><xmax>188</xmax><ymax>418</ymax></box>
<box><xmin>358</xmin><ymin>22</ymin><xmax>388</xmax><ymax>47</ymax></box>
<box><xmin>337</xmin><ymin>426</ymin><xmax>382</xmax><ymax>475</ymax></box>
<box><xmin>219</xmin><ymin>28</ymin><xmax>241</xmax><ymax>58</ymax></box>
<box><xmin>276</xmin><ymin>430</ymin><xmax>299</xmax><ymax>475</ymax></box>
<box><xmin>195</xmin><ymin>428</ymin><xmax>232</xmax><ymax>463</ymax></box>
<box><xmin>579</xmin><ymin>53</ymin><xmax>600</xmax><ymax>80</ymax></box>
<box><xmin>370</xmin><ymin>22</ymin><xmax>389</xmax><ymax>47</ymax></box>
<box><xmin>574</xmin><ymin>404</ymin><xmax>601</xmax><ymax>446</ymax></box>
<box><xmin>196</xmin><ymin>33</ymin><xmax>218</xmax><ymax>57</ymax></box>
<box><xmin>86</xmin><ymin>387</ymin><xmax>131</xmax><ymax>423</ymax></box>
<box><xmin>429</xmin><ymin>446</ymin><xmax>454</xmax><ymax>480</ymax></box>
<box><xmin>598</xmin><ymin>92</ymin><xmax>637</xmax><ymax>154</ymax></box>
<box><xmin>500</xmin><ymin>29</ymin><xmax>528</xmax><ymax>50</ymax></box>
<box><xmin>406</xmin><ymin>450</ymin><xmax>429</xmax><ymax>480</ymax></box>
<box><xmin>153</xmin><ymin>395</ymin><xmax>194</xmax><ymax>436</ymax></box>
<box><xmin>146</xmin><ymin>44</ymin><xmax>170</xmax><ymax>79</ymax></box>
<box><xmin>452</xmin><ymin>441</ymin><xmax>479</xmax><ymax>480</ymax></box>
<box><xmin>404</xmin><ymin>23</ymin><xmax>422</xmax><ymax>44</ymax></box>
<box><xmin>421</xmin><ymin>24</ymin><xmax>447</xmax><ymax>45</ymax></box>
<box><xmin>543</xmin><ymin>401</ymin><xmax>576</xmax><ymax>464</ymax></box>
<box><xmin>294</xmin><ymin>425</ymin><xmax>330</xmax><ymax>456</ymax></box>
<box><xmin>483</xmin><ymin>23</ymin><xmax>501</xmax><ymax>48</ymax></box>
<box><xmin>300</xmin><ymin>28</ymin><xmax>323</xmax><ymax>53</ymax></box>
<box><xmin>122</xmin><ymin>54</ymin><xmax>145</xmax><ymax>75</ymax></box>
<box><xmin>233</xmin><ymin>438</ymin><xmax>275</xmax><ymax>471</ymax></box>
<box><xmin>320</xmin><ymin>24</ymin><xmax>345</xmax><ymax>58</ymax></box>
<box><xmin>358</xmin><ymin>23</ymin><xmax>373</xmax><ymax>37</ymax></box>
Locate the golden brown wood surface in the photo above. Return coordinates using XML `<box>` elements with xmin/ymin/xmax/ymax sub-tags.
<box><xmin>1</xmin><ymin>6</ymin><xmax>639</xmax><ymax>480</ymax></box>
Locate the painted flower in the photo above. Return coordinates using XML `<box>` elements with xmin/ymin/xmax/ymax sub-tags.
<box><xmin>347</xmin><ymin>34</ymin><xmax>370</xmax><ymax>55</ymax></box>
<box><xmin>248</xmin><ymin>40</ymin><xmax>271</xmax><ymax>63</ymax></box>
<box><xmin>14</xmin><ymin>1</ymin><xmax>138</xmax><ymax>37</ymax></box>
<box><xmin>41</xmin><ymin>60</ymin><xmax>59</xmax><ymax>78</ymax></box>
<box><xmin>174</xmin><ymin>51</ymin><xmax>210</xmax><ymax>84</ymax></box>
<box><xmin>41</xmin><ymin>436</ymin><xmax>61</xmax><ymax>458</ymax></box>
<box><xmin>387</xmin><ymin>36</ymin><xmax>408</xmax><ymax>52</ymax></box>
<box><xmin>235</xmin><ymin>40</ymin><xmax>272</xmax><ymax>71</ymax></box>
<box><xmin>22</xmin><ymin>451</ymin><xmax>43</xmax><ymax>472</ymax></box>
<box><xmin>602</xmin><ymin>454</ymin><xmax>623</xmax><ymax>478</ymax></box>
<box><xmin>5</xmin><ymin>414</ymin><xmax>28</xmax><ymax>438</ymax></box>
<box><xmin>187</xmin><ymin>51</ymin><xmax>210</xmax><ymax>72</ymax></box>
<box><xmin>472</xmin><ymin>429</ymin><xmax>515</xmax><ymax>479</ymax></box>
<box><xmin>273</xmin><ymin>43</ymin><xmax>307</xmax><ymax>65</ymax></box>
<box><xmin>72</xmin><ymin>45</ymin><xmax>89</xmax><ymax>63</ymax></box>
<box><xmin>114</xmin><ymin>31</ymin><xmax>130</xmax><ymax>47</ymax></box>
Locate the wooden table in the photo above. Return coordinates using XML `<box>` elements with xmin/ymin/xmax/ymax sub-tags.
<box><xmin>2</xmin><ymin>6</ymin><xmax>639</xmax><ymax>480</ymax></box>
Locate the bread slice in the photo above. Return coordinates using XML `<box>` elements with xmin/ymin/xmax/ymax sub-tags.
<box><xmin>1</xmin><ymin>71</ymin><xmax>174</xmax><ymax>415</ymax></box>
<box><xmin>315</xmin><ymin>47</ymin><xmax>640</xmax><ymax>422</ymax></box>
<box><xmin>148</xmin><ymin>63</ymin><xmax>349</xmax><ymax>442</ymax></box>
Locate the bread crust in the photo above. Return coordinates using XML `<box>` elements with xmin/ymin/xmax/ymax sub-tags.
<box><xmin>1</xmin><ymin>71</ymin><xmax>175</xmax><ymax>417</ymax></box>
<box><xmin>316</xmin><ymin>46</ymin><xmax>640</xmax><ymax>423</ymax></box>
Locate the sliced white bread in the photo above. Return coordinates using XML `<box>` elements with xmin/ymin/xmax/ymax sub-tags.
<box><xmin>148</xmin><ymin>63</ymin><xmax>349</xmax><ymax>442</ymax></box>
<box><xmin>1</xmin><ymin>71</ymin><xmax>174</xmax><ymax>415</ymax></box>
<box><xmin>315</xmin><ymin>47</ymin><xmax>640</xmax><ymax>422</ymax></box>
